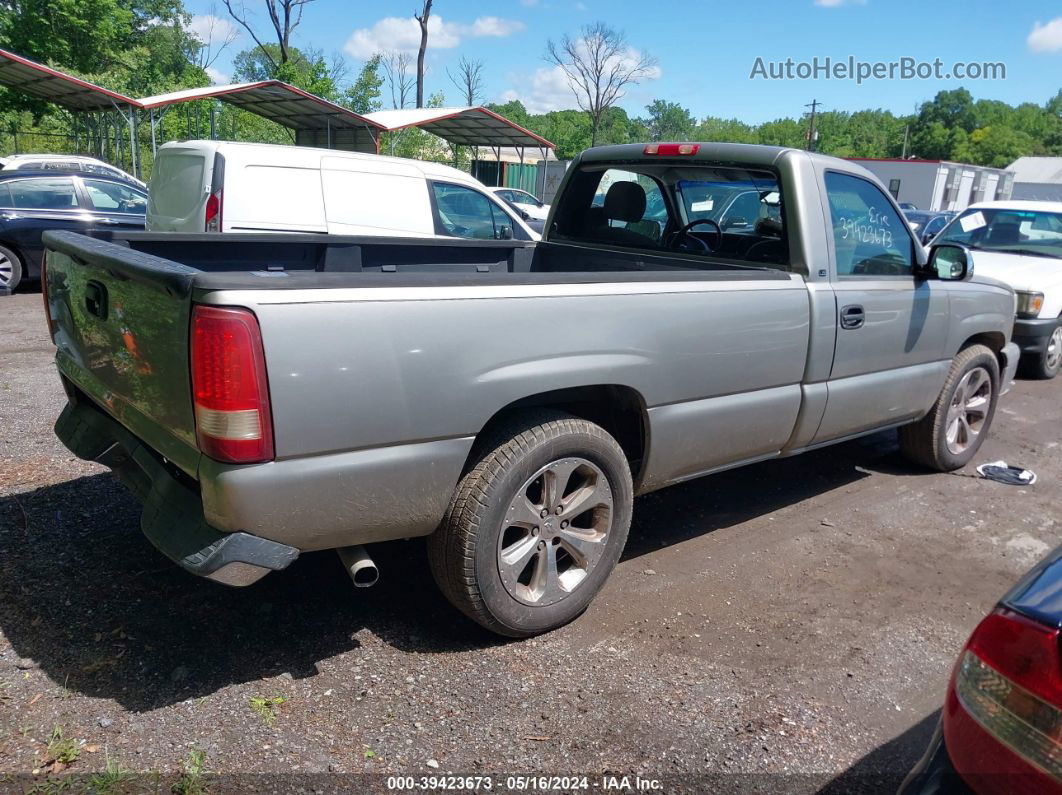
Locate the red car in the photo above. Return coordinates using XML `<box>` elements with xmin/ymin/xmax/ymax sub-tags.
<box><xmin>901</xmin><ymin>544</ymin><xmax>1062</xmax><ymax>793</ymax></box>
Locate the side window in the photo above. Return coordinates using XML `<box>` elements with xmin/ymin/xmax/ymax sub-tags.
<box><xmin>433</xmin><ymin>183</ymin><xmax>511</xmax><ymax>240</ymax></box>
<box><xmin>82</xmin><ymin>179</ymin><xmax>147</xmax><ymax>214</ymax></box>
<box><xmin>588</xmin><ymin>169</ymin><xmax>668</xmax><ymax>245</ymax></box>
<box><xmin>825</xmin><ymin>172</ymin><xmax>913</xmax><ymax>276</ymax></box>
<box><xmin>720</xmin><ymin>191</ymin><xmax>763</xmax><ymax>231</ymax></box>
<box><xmin>8</xmin><ymin>178</ymin><xmax>78</xmax><ymax>210</ymax></box>
<box><xmin>0</xmin><ymin>183</ymin><xmax>12</xmax><ymax>207</ymax></box>
<box><xmin>83</xmin><ymin>162</ymin><xmax>117</xmax><ymax>177</ymax></box>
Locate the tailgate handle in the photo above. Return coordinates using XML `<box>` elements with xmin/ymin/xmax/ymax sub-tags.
<box><xmin>85</xmin><ymin>280</ymin><xmax>108</xmax><ymax>320</ymax></box>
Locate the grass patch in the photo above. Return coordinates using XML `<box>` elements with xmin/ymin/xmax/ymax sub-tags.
<box><xmin>248</xmin><ymin>695</ymin><xmax>287</xmax><ymax>727</ymax></box>
<box><xmin>45</xmin><ymin>725</ymin><xmax>80</xmax><ymax>766</ymax></box>
<box><xmin>171</xmin><ymin>747</ymin><xmax>206</xmax><ymax>795</ymax></box>
<box><xmin>88</xmin><ymin>754</ymin><xmax>134</xmax><ymax>795</ymax></box>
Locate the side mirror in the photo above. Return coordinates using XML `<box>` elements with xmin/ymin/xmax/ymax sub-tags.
<box><xmin>927</xmin><ymin>243</ymin><xmax>971</xmax><ymax>281</ymax></box>
<box><xmin>496</xmin><ymin>225</ymin><xmax>513</xmax><ymax>240</ymax></box>
<box><xmin>921</xmin><ymin>230</ymin><xmax>935</xmax><ymax>246</ymax></box>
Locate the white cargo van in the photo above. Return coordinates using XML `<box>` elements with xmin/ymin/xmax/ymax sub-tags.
<box><xmin>146</xmin><ymin>140</ymin><xmax>537</xmax><ymax>241</ymax></box>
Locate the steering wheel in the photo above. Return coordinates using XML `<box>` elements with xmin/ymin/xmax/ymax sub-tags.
<box><xmin>667</xmin><ymin>218</ymin><xmax>722</xmax><ymax>253</ymax></box>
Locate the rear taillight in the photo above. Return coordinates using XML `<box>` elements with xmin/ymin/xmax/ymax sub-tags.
<box><xmin>644</xmin><ymin>143</ymin><xmax>699</xmax><ymax>156</ymax></box>
<box><xmin>190</xmin><ymin>305</ymin><xmax>274</xmax><ymax>464</ymax></box>
<box><xmin>205</xmin><ymin>189</ymin><xmax>222</xmax><ymax>232</ymax></box>
<box><xmin>944</xmin><ymin>608</ymin><xmax>1062</xmax><ymax>792</ymax></box>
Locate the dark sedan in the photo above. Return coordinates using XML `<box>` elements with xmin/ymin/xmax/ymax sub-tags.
<box><xmin>901</xmin><ymin>544</ymin><xmax>1062</xmax><ymax>794</ymax></box>
<box><xmin>0</xmin><ymin>170</ymin><xmax>146</xmax><ymax>291</ymax></box>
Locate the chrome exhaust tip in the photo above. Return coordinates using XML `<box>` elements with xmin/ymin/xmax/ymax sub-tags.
<box><xmin>337</xmin><ymin>545</ymin><xmax>379</xmax><ymax>588</ymax></box>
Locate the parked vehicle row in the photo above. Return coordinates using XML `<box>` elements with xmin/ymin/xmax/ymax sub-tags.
<box><xmin>45</xmin><ymin>141</ymin><xmax>1020</xmax><ymax>640</ymax></box>
<box><xmin>0</xmin><ymin>170</ymin><xmax>146</xmax><ymax>290</ymax></box>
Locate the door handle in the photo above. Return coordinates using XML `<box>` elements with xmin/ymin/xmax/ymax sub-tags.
<box><xmin>840</xmin><ymin>304</ymin><xmax>865</xmax><ymax>330</ymax></box>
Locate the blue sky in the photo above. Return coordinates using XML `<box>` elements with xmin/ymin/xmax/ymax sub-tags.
<box><xmin>186</xmin><ymin>0</ymin><xmax>1062</xmax><ymax>123</ymax></box>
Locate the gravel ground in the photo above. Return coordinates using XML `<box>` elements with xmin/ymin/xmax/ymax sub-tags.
<box><xmin>1</xmin><ymin>290</ymin><xmax>1060</xmax><ymax>794</ymax></box>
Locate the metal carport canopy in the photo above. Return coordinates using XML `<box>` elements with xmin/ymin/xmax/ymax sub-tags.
<box><xmin>0</xmin><ymin>48</ymin><xmax>139</xmax><ymax>111</ymax></box>
<box><xmin>364</xmin><ymin>107</ymin><xmax>554</xmax><ymax>150</ymax></box>
<box><xmin>137</xmin><ymin>82</ymin><xmax>382</xmax><ymax>132</ymax></box>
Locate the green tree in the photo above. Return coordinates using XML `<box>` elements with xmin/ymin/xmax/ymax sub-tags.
<box><xmin>344</xmin><ymin>55</ymin><xmax>384</xmax><ymax>115</ymax></box>
<box><xmin>694</xmin><ymin>117</ymin><xmax>758</xmax><ymax>144</ymax></box>
<box><xmin>967</xmin><ymin>126</ymin><xmax>1037</xmax><ymax>168</ymax></box>
<box><xmin>637</xmin><ymin>100</ymin><xmax>696</xmax><ymax>141</ymax></box>
<box><xmin>917</xmin><ymin>88</ymin><xmax>977</xmax><ymax>133</ymax></box>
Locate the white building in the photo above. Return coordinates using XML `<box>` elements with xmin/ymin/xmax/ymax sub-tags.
<box><xmin>1008</xmin><ymin>156</ymin><xmax>1062</xmax><ymax>202</ymax></box>
<box><xmin>846</xmin><ymin>158</ymin><xmax>1014</xmax><ymax>212</ymax></box>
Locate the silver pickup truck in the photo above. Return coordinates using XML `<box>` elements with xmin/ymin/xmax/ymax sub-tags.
<box><xmin>45</xmin><ymin>143</ymin><xmax>1020</xmax><ymax>637</ymax></box>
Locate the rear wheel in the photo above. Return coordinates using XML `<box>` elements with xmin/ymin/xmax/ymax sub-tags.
<box><xmin>899</xmin><ymin>344</ymin><xmax>999</xmax><ymax>471</ymax></box>
<box><xmin>1021</xmin><ymin>323</ymin><xmax>1062</xmax><ymax>380</ymax></box>
<box><xmin>0</xmin><ymin>245</ymin><xmax>22</xmax><ymax>292</ymax></box>
<box><xmin>428</xmin><ymin>411</ymin><xmax>633</xmax><ymax>637</ymax></box>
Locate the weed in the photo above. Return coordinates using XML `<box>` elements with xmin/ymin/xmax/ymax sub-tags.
<box><xmin>88</xmin><ymin>754</ymin><xmax>134</xmax><ymax>794</ymax></box>
<box><xmin>363</xmin><ymin>748</ymin><xmax>377</xmax><ymax>759</ymax></box>
<box><xmin>248</xmin><ymin>695</ymin><xmax>287</xmax><ymax>726</ymax></box>
<box><xmin>171</xmin><ymin>747</ymin><xmax>206</xmax><ymax>795</ymax></box>
<box><xmin>45</xmin><ymin>725</ymin><xmax>80</xmax><ymax>765</ymax></box>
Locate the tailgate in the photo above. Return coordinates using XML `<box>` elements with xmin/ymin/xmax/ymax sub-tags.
<box><xmin>44</xmin><ymin>230</ymin><xmax>201</xmax><ymax>476</ymax></box>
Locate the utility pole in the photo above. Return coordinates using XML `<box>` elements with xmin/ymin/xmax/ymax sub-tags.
<box><xmin>805</xmin><ymin>99</ymin><xmax>821</xmax><ymax>152</ymax></box>
<box><xmin>901</xmin><ymin>124</ymin><xmax>910</xmax><ymax>159</ymax></box>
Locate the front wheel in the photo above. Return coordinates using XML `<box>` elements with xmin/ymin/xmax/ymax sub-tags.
<box><xmin>0</xmin><ymin>244</ymin><xmax>23</xmax><ymax>292</ymax></box>
<box><xmin>1021</xmin><ymin>323</ymin><xmax>1062</xmax><ymax>380</ymax></box>
<box><xmin>428</xmin><ymin>411</ymin><xmax>633</xmax><ymax>637</ymax></box>
<box><xmin>898</xmin><ymin>344</ymin><xmax>1000</xmax><ymax>471</ymax></box>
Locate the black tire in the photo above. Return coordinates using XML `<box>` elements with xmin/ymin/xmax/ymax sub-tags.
<box><xmin>898</xmin><ymin>344</ymin><xmax>1000</xmax><ymax>472</ymax></box>
<box><xmin>428</xmin><ymin>410</ymin><xmax>633</xmax><ymax>637</ymax></box>
<box><xmin>1018</xmin><ymin>322</ymin><xmax>1062</xmax><ymax>380</ymax></box>
<box><xmin>0</xmin><ymin>244</ymin><xmax>22</xmax><ymax>292</ymax></box>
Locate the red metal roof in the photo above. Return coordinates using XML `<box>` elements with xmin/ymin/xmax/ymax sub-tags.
<box><xmin>0</xmin><ymin>48</ymin><xmax>139</xmax><ymax>111</ymax></box>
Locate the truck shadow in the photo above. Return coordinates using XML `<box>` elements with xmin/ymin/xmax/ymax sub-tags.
<box><xmin>0</xmin><ymin>430</ymin><xmax>905</xmax><ymax>712</ymax></box>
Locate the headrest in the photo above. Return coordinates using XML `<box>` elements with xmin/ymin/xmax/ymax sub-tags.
<box><xmin>603</xmin><ymin>181</ymin><xmax>646</xmax><ymax>223</ymax></box>
<box><xmin>985</xmin><ymin>222</ymin><xmax>1020</xmax><ymax>245</ymax></box>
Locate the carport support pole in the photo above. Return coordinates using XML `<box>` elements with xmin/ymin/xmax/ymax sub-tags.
<box><xmin>150</xmin><ymin>109</ymin><xmax>157</xmax><ymax>156</ymax></box>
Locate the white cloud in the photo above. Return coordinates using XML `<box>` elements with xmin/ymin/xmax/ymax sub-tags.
<box><xmin>205</xmin><ymin>65</ymin><xmax>230</xmax><ymax>85</ymax></box>
<box><xmin>814</xmin><ymin>0</ymin><xmax>865</xmax><ymax>6</ymax></box>
<box><xmin>344</xmin><ymin>15</ymin><xmax>524</xmax><ymax>59</ymax></box>
<box><xmin>187</xmin><ymin>14</ymin><xmax>240</xmax><ymax>48</ymax></box>
<box><xmin>1028</xmin><ymin>18</ymin><xmax>1062</xmax><ymax>53</ymax></box>
<box><xmin>469</xmin><ymin>17</ymin><xmax>524</xmax><ymax>37</ymax></box>
<box><xmin>502</xmin><ymin>44</ymin><xmax>661</xmax><ymax>114</ymax></box>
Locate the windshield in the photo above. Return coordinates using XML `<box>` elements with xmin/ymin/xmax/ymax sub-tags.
<box><xmin>935</xmin><ymin>207</ymin><xmax>1062</xmax><ymax>259</ymax></box>
<box><xmin>677</xmin><ymin>180</ymin><xmax>781</xmax><ymax>232</ymax></box>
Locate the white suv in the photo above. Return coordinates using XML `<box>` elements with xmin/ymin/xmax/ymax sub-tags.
<box><xmin>933</xmin><ymin>200</ymin><xmax>1062</xmax><ymax>378</ymax></box>
<box><xmin>1</xmin><ymin>154</ymin><xmax>145</xmax><ymax>189</ymax></box>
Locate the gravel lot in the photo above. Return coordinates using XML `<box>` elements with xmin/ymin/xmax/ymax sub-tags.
<box><xmin>1</xmin><ymin>290</ymin><xmax>1060</xmax><ymax>793</ymax></box>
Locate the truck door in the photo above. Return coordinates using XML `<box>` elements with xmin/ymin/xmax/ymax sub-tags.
<box><xmin>812</xmin><ymin>171</ymin><xmax>951</xmax><ymax>443</ymax></box>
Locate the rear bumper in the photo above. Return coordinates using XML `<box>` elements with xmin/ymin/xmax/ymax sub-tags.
<box><xmin>898</xmin><ymin>719</ymin><xmax>973</xmax><ymax>795</ymax></box>
<box><xmin>55</xmin><ymin>399</ymin><xmax>298</xmax><ymax>586</ymax></box>
<box><xmin>1012</xmin><ymin>316</ymin><xmax>1060</xmax><ymax>355</ymax></box>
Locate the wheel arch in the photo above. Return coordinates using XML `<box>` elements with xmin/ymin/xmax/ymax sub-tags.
<box><xmin>469</xmin><ymin>384</ymin><xmax>650</xmax><ymax>487</ymax></box>
<box><xmin>958</xmin><ymin>331</ymin><xmax>1007</xmax><ymax>373</ymax></box>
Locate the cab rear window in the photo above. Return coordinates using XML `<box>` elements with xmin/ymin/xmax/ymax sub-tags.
<box><xmin>553</xmin><ymin>163</ymin><xmax>788</xmax><ymax>270</ymax></box>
